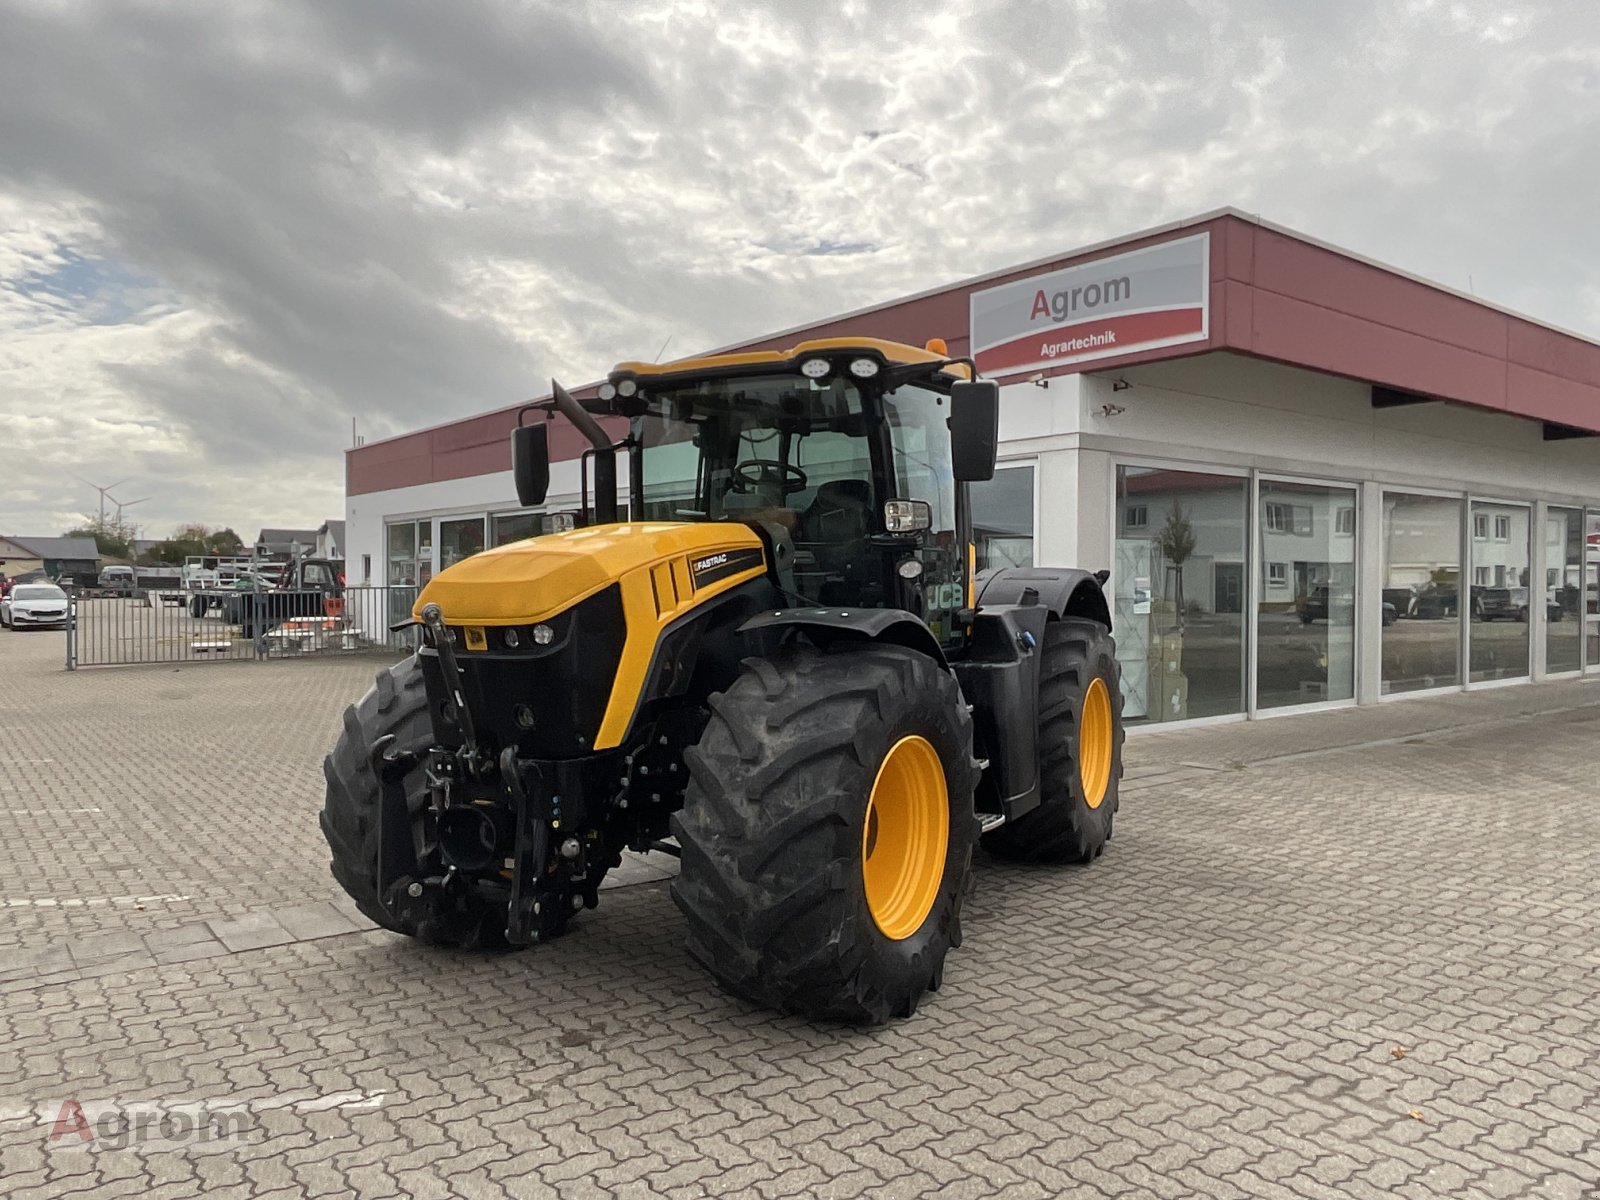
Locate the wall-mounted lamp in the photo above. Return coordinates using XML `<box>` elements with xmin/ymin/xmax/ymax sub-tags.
<box><xmin>1028</xmin><ymin>372</ymin><xmax>1049</xmax><ymax>389</ymax></box>
<box><xmin>1100</xmin><ymin>404</ymin><xmax>1126</xmax><ymax>418</ymax></box>
<box><xmin>1111</xmin><ymin>377</ymin><xmax>1132</xmax><ymax>392</ymax></box>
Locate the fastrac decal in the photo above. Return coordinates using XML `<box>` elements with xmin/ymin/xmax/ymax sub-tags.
<box><xmin>688</xmin><ymin>546</ymin><xmax>766</xmax><ymax>590</ymax></box>
<box><xmin>970</xmin><ymin>232</ymin><xmax>1209</xmax><ymax>377</ymax></box>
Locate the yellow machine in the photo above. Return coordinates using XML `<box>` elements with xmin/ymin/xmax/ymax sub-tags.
<box><xmin>321</xmin><ymin>338</ymin><xmax>1123</xmax><ymax>1023</ymax></box>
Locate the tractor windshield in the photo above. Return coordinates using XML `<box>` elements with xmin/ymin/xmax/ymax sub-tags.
<box><xmin>632</xmin><ymin>372</ymin><xmax>960</xmax><ymax>611</ymax></box>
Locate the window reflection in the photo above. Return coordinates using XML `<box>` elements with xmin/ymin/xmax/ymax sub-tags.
<box><xmin>1114</xmin><ymin>467</ymin><xmax>1247</xmax><ymax>722</ymax></box>
<box><xmin>1468</xmin><ymin>501</ymin><xmax>1530</xmax><ymax>681</ymax></box>
<box><xmin>493</xmin><ymin>512</ymin><xmax>541</xmax><ymax>547</ymax></box>
<box><xmin>1256</xmin><ymin>480</ymin><xmax>1356</xmax><ymax>708</ymax></box>
<box><xmin>971</xmin><ymin>465</ymin><xmax>1035</xmax><ymax>570</ymax></box>
<box><xmin>1547</xmin><ymin>507</ymin><xmax>1583</xmax><ymax>674</ymax></box>
<box><xmin>1381</xmin><ymin>494</ymin><xmax>1462</xmax><ymax>693</ymax></box>
<box><xmin>439</xmin><ymin>517</ymin><xmax>486</xmax><ymax>569</ymax></box>
<box><xmin>1586</xmin><ymin>511</ymin><xmax>1600</xmax><ymax>671</ymax></box>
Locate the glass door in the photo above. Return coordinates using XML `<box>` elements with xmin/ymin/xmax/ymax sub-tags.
<box><xmin>1379</xmin><ymin>493</ymin><xmax>1462</xmax><ymax>694</ymax></box>
<box><xmin>1114</xmin><ymin>466</ymin><xmax>1248</xmax><ymax>724</ymax></box>
<box><xmin>1467</xmin><ymin>500</ymin><xmax>1530</xmax><ymax>683</ymax></box>
<box><xmin>1255</xmin><ymin>478</ymin><xmax>1358</xmax><ymax>710</ymax></box>
<box><xmin>1546</xmin><ymin>507</ymin><xmax>1583</xmax><ymax>675</ymax></box>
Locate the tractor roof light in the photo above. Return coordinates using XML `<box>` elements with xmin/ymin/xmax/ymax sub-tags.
<box><xmin>799</xmin><ymin>357</ymin><xmax>831</xmax><ymax>379</ymax></box>
<box><xmin>616</xmin><ymin>378</ymin><xmax>638</xmax><ymax>397</ymax></box>
<box><xmin>847</xmin><ymin>357</ymin><xmax>880</xmax><ymax>379</ymax></box>
<box><xmin>597</xmin><ymin>382</ymin><xmax>618</xmax><ymax>401</ymax></box>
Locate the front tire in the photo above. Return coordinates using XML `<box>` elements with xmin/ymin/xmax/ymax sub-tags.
<box><xmin>671</xmin><ymin>642</ymin><xmax>980</xmax><ymax>1024</ymax></box>
<box><xmin>983</xmin><ymin>618</ymin><xmax>1124</xmax><ymax>864</ymax></box>
<box><xmin>319</xmin><ymin>657</ymin><xmax>508</xmax><ymax>947</ymax></box>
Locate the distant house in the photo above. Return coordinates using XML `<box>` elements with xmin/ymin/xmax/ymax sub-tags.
<box><xmin>0</xmin><ymin>535</ymin><xmax>102</xmax><ymax>587</ymax></box>
<box><xmin>316</xmin><ymin>519</ymin><xmax>345</xmax><ymax>562</ymax></box>
<box><xmin>253</xmin><ymin>528</ymin><xmax>320</xmax><ymax>559</ymax></box>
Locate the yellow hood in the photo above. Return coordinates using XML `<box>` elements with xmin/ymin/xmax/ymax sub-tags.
<box><xmin>413</xmin><ymin>521</ymin><xmax>765</xmax><ymax>625</ymax></box>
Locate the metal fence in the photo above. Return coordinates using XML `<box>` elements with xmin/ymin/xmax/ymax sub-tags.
<box><xmin>66</xmin><ymin>585</ymin><xmax>420</xmax><ymax>668</ymax></box>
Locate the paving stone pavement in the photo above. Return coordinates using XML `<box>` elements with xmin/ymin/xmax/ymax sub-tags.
<box><xmin>2</xmin><ymin>626</ymin><xmax>1599</xmax><ymax>1197</ymax></box>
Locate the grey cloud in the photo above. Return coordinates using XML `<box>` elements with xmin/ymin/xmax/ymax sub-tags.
<box><xmin>1</xmin><ymin>0</ymin><xmax>1597</xmax><ymax>538</ymax></box>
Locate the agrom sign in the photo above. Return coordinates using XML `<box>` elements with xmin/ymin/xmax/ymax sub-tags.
<box><xmin>970</xmin><ymin>233</ymin><xmax>1209</xmax><ymax>377</ymax></box>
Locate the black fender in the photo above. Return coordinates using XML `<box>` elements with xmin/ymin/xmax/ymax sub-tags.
<box><xmin>739</xmin><ymin>607</ymin><xmax>949</xmax><ymax>669</ymax></box>
<box><xmin>975</xmin><ymin>566</ymin><xmax>1112</xmax><ymax>631</ymax></box>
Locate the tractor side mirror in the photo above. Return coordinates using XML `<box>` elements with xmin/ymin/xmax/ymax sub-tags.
<box><xmin>512</xmin><ymin>422</ymin><xmax>550</xmax><ymax>507</ymax></box>
<box><xmin>949</xmin><ymin>380</ymin><xmax>999</xmax><ymax>481</ymax></box>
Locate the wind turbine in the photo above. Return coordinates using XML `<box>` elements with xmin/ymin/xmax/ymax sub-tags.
<box><xmin>75</xmin><ymin>476</ymin><xmax>131</xmax><ymax>523</ymax></box>
<box><xmin>111</xmin><ymin>495</ymin><xmax>149</xmax><ymax>523</ymax></box>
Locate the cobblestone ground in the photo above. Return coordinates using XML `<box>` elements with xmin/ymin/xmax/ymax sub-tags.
<box><xmin>2</xmin><ymin>625</ymin><xmax>1598</xmax><ymax>1198</ymax></box>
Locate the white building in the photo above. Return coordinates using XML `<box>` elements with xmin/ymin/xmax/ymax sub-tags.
<box><xmin>345</xmin><ymin>210</ymin><xmax>1600</xmax><ymax>728</ymax></box>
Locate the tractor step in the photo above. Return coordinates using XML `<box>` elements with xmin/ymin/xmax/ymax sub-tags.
<box><xmin>977</xmin><ymin>813</ymin><xmax>1006</xmax><ymax>834</ymax></box>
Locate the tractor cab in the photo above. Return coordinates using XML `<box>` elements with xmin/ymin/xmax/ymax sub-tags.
<box><xmin>513</xmin><ymin>338</ymin><xmax>1000</xmax><ymax>647</ymax></box>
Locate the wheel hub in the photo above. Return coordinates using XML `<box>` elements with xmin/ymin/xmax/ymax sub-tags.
<box><xmin>861</xmin><ymin>735</ymin><xmax>948</xmax><ymax>941</ymax></box>
<box><xmin>1079</xmin><ymin>677</ymin><xmax>1114</xmax><ymax>809</ymax></box>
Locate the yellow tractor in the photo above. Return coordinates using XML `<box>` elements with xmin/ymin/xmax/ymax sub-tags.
<box><xmin>321</xmin><ymin>338</ymin><xmax>1123</xmax><ymax>1023</ymax></box>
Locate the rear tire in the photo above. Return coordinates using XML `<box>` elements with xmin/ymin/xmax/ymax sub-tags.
<box><xmin>671</xmin><ymin>642</ymin><xmax>980</xmax><ymax>1024</ymax></box>
<box><xmin>319</xmin><ymin>657</ymin><xmax>508</xmax><ymax>948</ymax></box>
<box><xmin>983</xmin><ymin>618</ymin><xmax>1124</xmax><ymax>864</ymax></box>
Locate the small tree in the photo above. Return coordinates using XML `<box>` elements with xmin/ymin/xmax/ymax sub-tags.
<box><xmin>63</xmin><ymin>515</ymin><xmax>138</xmax><ymax>561</ymax></box>
<box><xmin>1157</xmin><ymin>503</ymin><xmax>1197</xmax><ymax>630</ymax></box>
<box><xmin>143</xmin><ymin>523</ymin><xmax>242</xmax><ymax>565</ymax></box>
<box><xmin>206</xmin><ymin>528</ymin><xmax>244</xmax><ymax>555</ymax></box>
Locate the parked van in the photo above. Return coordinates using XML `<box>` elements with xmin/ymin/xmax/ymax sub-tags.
<box><xmin>99</xmin><ymin>565</ymin><xmax>135</xmax><ymax>596</ymax></box>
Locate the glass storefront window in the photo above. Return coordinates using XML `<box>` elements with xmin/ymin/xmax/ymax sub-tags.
<box><xmin>1547</xmin><ymin>507</ymin><xmax>1584</xmax><ymax>674</ymax></box>
<box><xmin>1468</xmin><ymin>500</ymin><xmax>1530</xmax><ymax>682</ymax></box>
<box><xmin>971</xmin><ymin>465</ymin><xmax>1035</xmax><ymax>570</ymax></box>
<box><xmin>1585</xmin><ymin>510</ymin><xmax>1600</xmax><ymax>671</ymax></box>
<box><xmin>1380</xmin><ymin>493</ymin><xmax>1462</xmax><ymax>693</ymax></box>
<box><xmin>493</xmin><ymin>511</ymin><xmax>541</xmax><ymax>547</ymax></box>
<box><xmin>1114</xmin><ymin>466</ymin><xmax>1247</xmax><ymax>723</ymax></box>
<box><xmin>439</xmin><ymin>517</ymin><xmax>486</xmax><ymax>569</ymax></box>
<box><xmin>1256</xmin><ymin>479</ymin><xmax>1357</xmax><ymax>709</ymax></box>
<box><xmin>385</xmin><ymin>521</ymin><xmax>422</xmax><ymax>586</ymax></box>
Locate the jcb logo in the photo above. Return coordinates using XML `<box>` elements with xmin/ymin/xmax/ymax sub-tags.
<box><xmin>926</xmin><ymin>583</ymin><xmax>963</xmax><ymax>610</ymax></box>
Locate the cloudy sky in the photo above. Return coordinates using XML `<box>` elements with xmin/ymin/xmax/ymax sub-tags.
<box><xmin>1</xmin><ymin>0</ymin><xmax>1597</xmax><ymax>541</ymax></box>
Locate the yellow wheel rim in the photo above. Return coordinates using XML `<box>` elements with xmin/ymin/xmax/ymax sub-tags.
<box><xmin>861</xmin><ymin>735</ymin><xmax>949</xmax><ymax>941</ymax></box>
<box><xmin>1080</xmin><ymin>677</ymin><xmax>1114</xmax><ymax>810</ymax></box>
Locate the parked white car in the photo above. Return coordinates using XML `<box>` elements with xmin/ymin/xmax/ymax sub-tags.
<box><xmin>1</xmin><ymin>583</ymin><xmax>71</xmax><ymax>630</ymax></box>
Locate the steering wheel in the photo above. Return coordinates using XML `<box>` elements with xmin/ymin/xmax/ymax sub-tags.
<box><xmin>731</xmin><ymin>459</ymin><xmax>808</xmax><ymax>496</ymax></box>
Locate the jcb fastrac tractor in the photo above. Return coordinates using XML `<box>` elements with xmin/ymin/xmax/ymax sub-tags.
<box><xmin>321</xmin><ymin>338</ymin><xmax>1124</xmax><ymax>1024</ymax></box>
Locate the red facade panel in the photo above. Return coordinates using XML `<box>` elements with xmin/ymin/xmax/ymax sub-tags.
<box><xmin>1508</xmin><ymin>321</ymin><xmax>1600</xmax><ymax>389</ymax></box>
<box><xmin>1246</xmin><ymin>289</ymin><xmax>1509</xmax><ymax>411</ymax></box>
<box><xmin>1249</xmin><ymin>227</ymin><xmax>1509</xmax><ymax>355</ymax></box>
<box><xmin>1504</xmin><ymin>363</ymin><xmax>1600</xmax><ymax>427</ymax></box>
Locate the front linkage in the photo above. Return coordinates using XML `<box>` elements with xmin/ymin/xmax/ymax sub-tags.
<box><xmin>370</xmin><ymin>604</ymin><xmax>608</xmax><ymax>945</ymax></box>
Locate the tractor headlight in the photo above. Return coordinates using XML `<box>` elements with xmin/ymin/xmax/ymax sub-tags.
<box><xmin>848</xmin><ymin>357</ymin><xmax>879</xmax><ymax>379</ymax></box>
<box><xmin>532</xmin><ymin>623</ymin><xmax>555</xmax><ymax>646</ymax></box>
<box><xmin>503</xmin><ymin>629</ymin><xmax>520</xmax><ymax>649</ymax></box>
<box><xmin>800</xmin><ymin>357</ymin><xmax>831</xmax><ymax>379</ymax></box>
<box><xmin>883</xmin><ymin>500</ymin><xmax>933</xmax><ymax>533</ymax></box>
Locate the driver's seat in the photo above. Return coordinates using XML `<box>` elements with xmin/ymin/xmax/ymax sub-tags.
<box><xmin>799</xmin><ymin>480</ymin><xmax>872</xmax><ymax>581</ymax></box>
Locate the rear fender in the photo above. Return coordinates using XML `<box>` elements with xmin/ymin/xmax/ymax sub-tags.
<box><xmin>975</xmin><ymin>566</ymin><xmax>1112</xmax><ymax>631</ymax></box>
